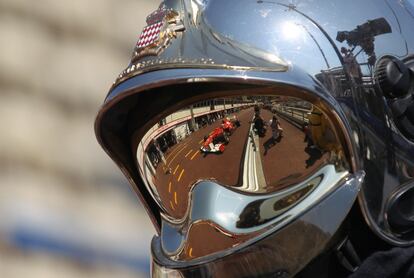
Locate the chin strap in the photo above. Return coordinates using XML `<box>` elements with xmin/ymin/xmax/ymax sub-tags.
<box><xmin>336</xmin><ymin>236</ymin><xmax>362</xmax><ymax>273</ymax></box>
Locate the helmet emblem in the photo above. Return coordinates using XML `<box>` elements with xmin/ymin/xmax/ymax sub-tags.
<box><xmin>132</xmin><ymin>3</ymin><xmax>185</xmax><ymax>61</ymax></box>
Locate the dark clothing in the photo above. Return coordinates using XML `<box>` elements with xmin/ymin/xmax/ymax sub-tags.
<box><xmin>254</xmin><ymin>116</ymin><xmax>264</xmax><ymax>131</ymax></box>
<box><xmin>350</xmin><ymin>247</ymin><xmax>414</xmax><ymax>278</ymax></box>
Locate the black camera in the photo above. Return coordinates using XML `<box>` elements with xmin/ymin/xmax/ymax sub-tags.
<box><xmin>336</xmin><ymin>17</ymin><xmax>391</xmax><ymax>48</ymax></box>
<box><xmin>337</xmin><ymin>17</ymin><xmax>391</xmax><ymax>65</ymax></box>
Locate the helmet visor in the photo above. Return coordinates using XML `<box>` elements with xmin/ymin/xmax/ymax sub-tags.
<box><xmin>125</xmin><ymin>81</ymin><xmax>353</xmax><ymax>262</ymax></box>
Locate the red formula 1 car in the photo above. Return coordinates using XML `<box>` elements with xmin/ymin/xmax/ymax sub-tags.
<box><xmin>221</xmin><ymin>116</ymin><xmax>240</xmax><ymax>135</ymax></box>
<box><xmin>200</xmin><ymin>115</ymin><xmax>241</xmax><ymax>153</ymax></box>
<box><xmin>200</xmin><ymin>127</ymin><xmax>229</xmax><ymax>153</ymax></box>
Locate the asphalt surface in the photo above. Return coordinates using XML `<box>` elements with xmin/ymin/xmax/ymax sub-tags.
<box><xmin>150</xmin><ymin>107</ymin><xmax>329</xmax><ymax>260</ymax></box>
<box><xmin>151</xmin><ymin>107</ymin><xmax>327</xmax><ymax>220</ymax></box>
<box><xmin>154</xmin><ymin>107</ymin><xmax>253</xmax><ymax>218</ymax></box>
<box><xmin>258</xmin><ymin>109</ymin><xmax>327</xmax><ymax>191</ymax></box>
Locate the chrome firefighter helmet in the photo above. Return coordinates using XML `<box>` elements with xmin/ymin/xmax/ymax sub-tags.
<box><xmin>95</xmin><ymin>0</ymin><xmax>414</xmax><ymax>276</ymax></box>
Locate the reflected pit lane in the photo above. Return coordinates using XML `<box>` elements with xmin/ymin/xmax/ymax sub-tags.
<box><xmin>150</xmin><ymin>108</ymin><xmax>328</xmax><ymax>220</ymax></box>
<box><xmin>154</xmin><ymin>108</ymin><xmax>253</xmax><ymax>219</ymax></box>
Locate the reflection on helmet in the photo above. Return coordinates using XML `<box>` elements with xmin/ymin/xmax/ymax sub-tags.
<box><xmin>132</xmin><ymin>88</ymin><xmax>358</xmax><ymax>271</ymax></box>
<box><xmin>95</xmin><ymin>0</ymin><xmax>414</xmax><ymax>277</ymax></box>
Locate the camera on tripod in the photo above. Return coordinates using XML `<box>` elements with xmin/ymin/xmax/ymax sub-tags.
<box><xmin>336</xmin><ymin>17</ymin><xmax>391</xmax><ymax>65</ymax></box>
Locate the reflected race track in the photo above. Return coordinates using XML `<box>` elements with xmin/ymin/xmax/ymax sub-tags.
<box><xmin>152</xmin><ymin>108</ymin><xmax>327</xmax><ymax>219</ymax></box>
<box><xmin>134</xmin><ymin>93</ymin><xmax>350</xmax><ymax>262</ymax></box>
<box><xmin>154</xmin><ymin>107</ymin><xmax>252</xmax><ymax>218</ymax></box>
<box><xmin>258</xmin><ymin>109</ymin><xmax>328</xmax><ymax>190</ymax></box>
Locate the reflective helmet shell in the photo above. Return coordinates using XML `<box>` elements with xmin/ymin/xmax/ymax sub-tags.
<box><xmin>95</xmin><ymin>0</ymin><xmax>414</xmax><ymax>276</ymax></box>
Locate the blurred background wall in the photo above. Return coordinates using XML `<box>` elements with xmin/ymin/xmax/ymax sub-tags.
<box><xmin>0</xmin><ymin>0</ymin><xmax>159</xmax><ymax>277</ymax></box>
